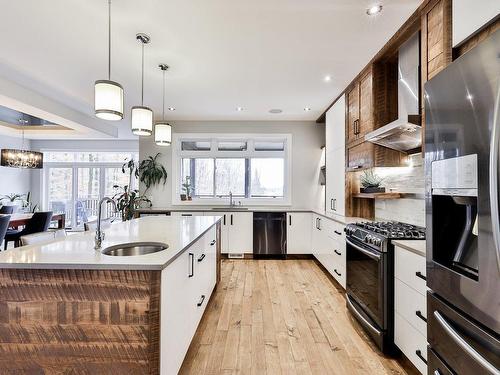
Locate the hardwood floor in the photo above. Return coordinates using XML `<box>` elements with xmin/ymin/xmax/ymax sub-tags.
<box><xmin>179</xmin><ymin>259</ymin><xmax>418</xmax><ymax>375</ymax></box>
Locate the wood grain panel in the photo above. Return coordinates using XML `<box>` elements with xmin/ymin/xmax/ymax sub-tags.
<box><xmin>0</xmin><ymin>269</ymin><xmax>161</xmax><ymax>374</ymax></box>
<box><xmin>359</xmin><ymin>70</ymin><xmax>374</xmax><ymax>138</ymax></box>
<box><xmin>347</xmin><ymin>84</ymin><xmax>360</xmax><ymax>142</ymax></box>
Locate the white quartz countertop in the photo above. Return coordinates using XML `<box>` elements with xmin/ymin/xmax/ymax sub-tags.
<box><xmin>0</xmin><ymin>216</ymin><xmax>221</xmax><ymax>270</ymax></box>
<box><xmin>392</xmin><ymin>239</ymin><xmax>426</xmax><ymax>257</ymax></box>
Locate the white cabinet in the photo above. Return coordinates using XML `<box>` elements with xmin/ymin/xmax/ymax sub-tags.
<box><xmin>286</xmin><ymin>212</ymin><xmax>312</xmax><ymax>254</ymax></box>
<box><xmin>160</xmin><ymin>226</ymin><xmax>217</xmax><ymax>375</ymax></box>
<box><xmin>325</xmin><ymin>95</ymin><xmax>346</xmax><ymax>216</ymax></box>
<box><xmin>394</xmin><ymin>245</ymin><xmax>428</xmax><ymax>374</ymax></box>
<box><xmin>170</xmin><ymin>211</ymin><xmax>205</xmax><ymax>217</ymax></box>
<box><xmin>452</xmin><ymin>0</ymin><xmax>500</xmax><ymax>47</ymax></box>
<box><xmin>219</xmin><ymin>212</ymin><xmax>253</xmax><ymax>255</ymax></box>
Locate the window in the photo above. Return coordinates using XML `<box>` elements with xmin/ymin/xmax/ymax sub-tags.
<box><xmin>173</xmin><ymin>135</ymin><xmax>291</xmax><ymax>204</ymax></box>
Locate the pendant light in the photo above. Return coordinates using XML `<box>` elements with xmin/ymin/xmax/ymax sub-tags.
<box><xmin>94</xmin><ymin>0</ymin><xmax>124</xmax><ymax>121</ymax></box>
<box><xmin>155</xmin><ymin>64</ymin><xmax>172</xmax><ymax>146</ymax></box>
<box><xmin>0</xmin><ymin>116</ymin><xmax>43</xmax><ymax>169</ymax></box>
<box><xmin>131</xmin><ymin>33</ymin><xmax>153</xmax><ymax>136</ymax></box>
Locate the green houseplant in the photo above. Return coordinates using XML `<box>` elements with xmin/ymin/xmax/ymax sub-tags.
<box><xmin>181</xmin><ymin>176</ymin><xmax>193</xmax><ymax>201</ymax></box>
<box><xmin>112</xmin><ymin>159</ymin><xmax>152</xmax><ymax>221</ymax></box>
<box><xmin>138</xmin><ymin>153</ymin><xmax>168</xmax><ymax>193</ymax></box>
<box><xmin>360</xmin><ymin>169</ymin><xmax>385</xmax><ymax>194</ymax></box>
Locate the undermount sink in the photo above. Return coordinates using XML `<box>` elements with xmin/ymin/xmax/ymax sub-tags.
<box><xmin>210</xmin><ymin>207</ymin><xmax>249</xmax><ymax>211</ymax></box>
<box><xmin>102</xmin><ymin>242</ymin><xmax>169</xmax><ymax>256</ymax></box>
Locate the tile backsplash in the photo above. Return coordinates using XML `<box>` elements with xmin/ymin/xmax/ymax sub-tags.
<box><xmin>373</xmin><ymin>154</ymin><xmax>426</xmax><ymax>227</ymax></box>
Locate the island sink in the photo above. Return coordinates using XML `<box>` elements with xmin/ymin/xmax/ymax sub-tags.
<box><xmin>102</xmin><ymin>241</ymin><xmax>169</xmax><ymax>256</ymax></box>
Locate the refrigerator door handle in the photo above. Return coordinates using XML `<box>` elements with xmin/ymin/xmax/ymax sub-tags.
<box><xmin>489</xmin><ymin>82</ymin><xmax>500</xmax><ymax>273</ymax></box>
<box><xmin>434</xmin><ymin>311</ymin><xmax>500</xmax><ymax>375</ymax></box>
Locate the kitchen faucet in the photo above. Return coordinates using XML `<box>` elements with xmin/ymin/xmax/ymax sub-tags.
<box><xmin>229</xmin><ymin>191</ymin><xmax>235</xmax><ymax>207</ymax></box>
<box><xmin>95</xmin><ymin>197</ymin><xmax>117</xmax><ymax>250</ymax></box>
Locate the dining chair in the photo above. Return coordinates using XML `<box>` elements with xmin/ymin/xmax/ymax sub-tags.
<box><xmin>0</xmin><ymin>215</ymin><xmax>10</xmax><ymax>250</ymax></box>
<box><xmin>0</xmin><ymin>206</ymin><xmax>15</xmax><ymax>214</ymax></box>
<box><xmin>4</xmin><ymin>211</ymin><xmax>53</xmax><ymax>250</ymax></box>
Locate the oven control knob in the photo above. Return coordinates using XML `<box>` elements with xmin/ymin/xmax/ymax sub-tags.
<box><xmin>374</xmin><ymin>238</ymin><xmax>381</xmax><ymax>246</ymax></box>
<box><xmin>365</xmin><ymin>235</ymin><xmax>371</xmax><ymax>243</ymax></box>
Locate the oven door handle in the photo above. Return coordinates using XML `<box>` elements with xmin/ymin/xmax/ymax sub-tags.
<box><xmin>346</xmin><ymin>238</ymin><xmax>381</xmax><ymax>260</ymax></box>
<box><xmin>434</xmin><ymin>311</ymin><xmax>500</xmax><ymax>375</ymax></box>
<box><xmin>346</xmin><ymin>294</ymin><xmax>382</xmax><ymax>337</ymax></box>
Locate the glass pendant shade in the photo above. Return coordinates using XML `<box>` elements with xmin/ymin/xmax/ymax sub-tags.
<box><xmin>155</xmin><ymin>122</ymin><xmax>172</xmax><ymax>146</ymax></box>
<box><xmin>1</xmin><ymin>149</ymin><xmax>43</xmax><ymax>169</ymax></box>
<box><xmin>131</xmin><ymin>106</ymin><xmax>153</xmax><ymax>136</ymax></box>
<box><xmin>94</xmin><ymin>80</ymin><xmax>124</xmax><ymax>120</ymax></box>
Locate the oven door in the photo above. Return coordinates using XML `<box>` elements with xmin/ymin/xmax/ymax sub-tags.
<box><xmin>346</xmin><ymin>237</ymin><xmax>386</xmax><ymax>330</ymax></box>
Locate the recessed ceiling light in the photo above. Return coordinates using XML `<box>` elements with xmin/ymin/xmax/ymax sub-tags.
<box><xmin>324</xmin><ymin>75</ymin><xmax>332</xmax><ymax>82</ymax></box>
<box><xmin>236</xmin><ymin>107</ymin><xmax>244</xmax><ymax>112</ymax></box>
<box><xmin>304</xmin><ymin>107</ymin><xmax>311</xmax><ymax>112</ymax></box>
<box><xmin>168</xmin><ymin>107</ymin><xmax>176</xmax><ymax>111</ymax></box>
<box><xmin>366</xmin><ymin>4</ymin><xmax>383</xmax><ymax>16</ymax></box>
<box><xmin>269</xmin><ymin>109</ymin><xmax>283</xmax><ymax>114</ymax></box>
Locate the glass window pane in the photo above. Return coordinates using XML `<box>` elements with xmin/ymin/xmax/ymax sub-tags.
<box><xmin>181</xmin><ymin>141</ymin><xmax>211</xmax><ymax>151</ymax></box>
<box><xmin>181</xmin><ymin>158</ymin><xmax>214</xmax><ymax>197</ymax></box>
<box><xmin>45</xmin><ymin>152</ymin><xmax>74</xmax><ymax>162</ymax></box>
<box><xmin>215</xmin><ymin>158</ymin><xmax>246</xmax><ymax>196</ymax></box>
<box><xmin>254</xmin><ymin>141</ymin><xmax>285</xmax><ymax>151</ymax></box>
<box><xmin>76</xmin><ymin>168</ymin><xmax>100</xmax><ymax>225</ymax></box>
<box><xmin>218</xmin><ymin>141</ymin><xmax>247</xmax><ymax>151</ymax></box>
<box><xmin>250</xmin><ymin>158</ymin><xmax>284</xmax><ymax>197</ymax></box>
<box><xmin>47</xmin><ymin>168</ymin><xmax>73</xmax><ymax>228</ymax></box>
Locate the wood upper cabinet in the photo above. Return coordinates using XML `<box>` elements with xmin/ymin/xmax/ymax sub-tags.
<box><xmin>347</xmin><ymin>69</ymin><xmax>375</xmax><ymax>144</ymax></box>
<box><xmin>347</xmin><ymin>84</ymin><xmax>360</xmax><ymax>142</ymax></box>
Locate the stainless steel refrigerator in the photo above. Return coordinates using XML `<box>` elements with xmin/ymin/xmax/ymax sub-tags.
<box><xmin>425</xmin><ymin>29</ymin><xmax>500</xmax><ymax>374</ymax></box>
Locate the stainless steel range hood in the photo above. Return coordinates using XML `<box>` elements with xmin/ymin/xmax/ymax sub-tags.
<box><xmin>366</xmin><ymin>32</ymin><xmax>421</xmax><ymax>152</ymax></box>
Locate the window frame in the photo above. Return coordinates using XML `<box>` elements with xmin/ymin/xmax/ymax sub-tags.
<box><xmin>172</xmin><ymin>133</ymin><xmax>292</xmax><ymax>206</ymax></box>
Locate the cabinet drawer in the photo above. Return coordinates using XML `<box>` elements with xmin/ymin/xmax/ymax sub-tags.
<box><xmin>331</xmin><ymin>263</ymin><xmax>346</xmax><ymax>289</ymax></box>
<box><xmin>395</xmin><ymin>313</ymin><xmax>428</xmax><ymax>375</ymax></box>
<box><xmin>395</xmin><ymin>247</ymin><xmax>427</xmax><ymax>295</ymax></box>
<box><xmin>395</xmin><ymin>279</ymin><xmax>427</xmax><ymax>337</ymax></box>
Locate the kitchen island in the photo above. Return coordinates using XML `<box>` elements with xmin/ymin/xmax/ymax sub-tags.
<box><xmin>0</xmin><ymin>215</ymin><xmax>222</xmax><ymax>374</ymax></box>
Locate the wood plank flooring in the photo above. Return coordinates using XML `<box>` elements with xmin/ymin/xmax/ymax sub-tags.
<box><xmin>179</xmin><ymin>259</ymin><xmax>418</xmax><ymax>375</ymax></box>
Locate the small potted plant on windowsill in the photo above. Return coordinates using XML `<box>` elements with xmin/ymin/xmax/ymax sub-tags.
<box><xmin>360</xmin><ymin>169</ymin><xmax>385</xmax><ymax>194</ymax></box>
<box><xmin>181</xmin><ymin>176</ymin><xmax>193</xmax><ymax>201</ymax></box>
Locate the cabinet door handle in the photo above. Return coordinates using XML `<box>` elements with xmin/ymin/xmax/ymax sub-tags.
<box><xmin>334</xmin><ymin>250</ymin><xmax>342</xmax><ymax>256</ymax></box>
<box><xmin>415</xmin><ymin>310</ymin><xmax>427</xmax><ymax>323</ymax></box>
<box><xmin>415</xmin><ymin>350</ymin><xmax>427</xmax><ymax>365</ymax></box>
<box><xmin>197</xmin><ymin>295</ymin><xmax>206</xmax><ymax>307</ymax></box>
<box><xmin>415</xmin><ymin>271</ymin><xmax>427</xmax><ymax>281</ymax></box>
<box><xmin>223</xmin><ymin>214</ymin><xmax>226</xmax><ymax>225</ymax></box>
<box><xmin>334</xmin><ymin>230</ymin><xmax>342</xmax><ymax>236</ymax></box>
<box><xmin>352</xmin><ymin>165</ymin><xmax>362</xmax><ymax>170</ymax></box>
<box><xmin>334</xmin><ymin>269</ymin><xmax>341</xmax><ymax>277</ymax></box>
<box><xmin>181</xmin><ymin>213</ymin><xmax>192</xmax><ymax>217</ymax></box>
<box><xmin>330</xmin><ymin>199</ymin><xmax>334</xmax><ymax>211</ymax></box>
<box><xmin>289</xmin><ymin>215</ymin><xmax>292</xmax><ymax>226</ymax></box>
<box><xmin>318</xmin><ymin>218</ymin><xmax>321</xmax><ymax>230</ymax></box>
<box><xmin>231</xmin><ymin>214</ymin><xmax>233</xmax><ymax>225</ymax></box>
<box><xmin>210</xmin><ymin>240</ymin><xmax>216</xmax><ymax>246</ymax></box>
<box><xmin>188</xmin><ymin>253</ymin><xmax>194</xmax><ymax>277</ymax></box>
<box><xmin>333</xmin><ymin>198</ymin><xmax>337</xmax><ymax>211</ymax></box>
<box><xmin>198</xmin><ymin>253</ymin><xmax>206</xmax><ymax>262</ymax></box>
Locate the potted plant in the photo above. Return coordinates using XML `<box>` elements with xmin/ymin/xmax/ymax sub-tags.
<box><xmin>0</xmin><ymin>193</ymin><xmax>26</xmax><ymax>211</ymax></box>
<box><xmin>360</xmin><ymin>169</ymin><xmax>385</xmax><ymax>193</ymax></box>
<box><xmin>138</xmin><ymin>153</ymin><xmax>168</xmax><ymax>193</ymax></box>
<box><xmin>112</xmin><ymin>158</ymin><xmax>152</xmax><ymax>221</ymax></box>
<box><xmin>181</xmin><ymin>176</ymin><xmax>193</xmax><ymax>201</ymax></box>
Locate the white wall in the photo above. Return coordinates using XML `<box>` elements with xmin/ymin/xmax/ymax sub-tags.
<box><xmin>0</xmin><ymin>134</ymin><xmax>32</xmax><ymax>202</ymax></box>
<box><xmin>140</xmin><ymin>121</ymin><xmax>325</xmax><ymax>210</ymax></box>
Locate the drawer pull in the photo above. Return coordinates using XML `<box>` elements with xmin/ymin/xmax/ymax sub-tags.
<box><xmin>189</xmin><ymin>253</ymin><xmax>194</xmax><ymax>277</ymax></box>
<box><xmin>198</xmin><ymin>253</ymin><xmax>206</xmax><ymax>262</ymax></box>
<box><xmin>334</xmin><ymin>250</ymin><xmax>342</xmax><ymax>256</ymax></box>
<box><xmin>334</xmin><ymin>269</ymin><xmax>341</xmax><ymax>277</ymax></box>
<box><xmin>197</xmin><ymin>295</ymin><xmax>206</xmax><ymax>307</ymax></box>
<box><xmin>210</xmin><ymin>240</ymin><xmax>216</xmax><ymax>246</ymax></box>
<box><xmin>416</xmin><ymin>310</ymin><xmax>427</xmax><ymax>323</ymax></box>
<box><xmin>415</xmin><ymin>350</ymin><xmax>427</xmax><ymax>365</ymax></box>
<box><xmin>182</xmin><ymin>214</ymin><xmax>193</xmax><ymax>216</ymax></box>
<box><xmin>334</xmin><ymin>230</ymin><xmax>342</xmax><ymax>236</ymax></box>
<box><xmin>415</xmin><ymin>271</ymin><xmax>427</xmax><ymax>281</ymax></box>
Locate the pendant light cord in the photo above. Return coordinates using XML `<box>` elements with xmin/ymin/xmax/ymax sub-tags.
<box><xmin>141</xmin><ymin>42</ymin><xmax>145</xmax><ymax>105</ymax></box>
<box><xmin>108</xmin><ymin>0</ymin><xmax>111</xmax><ymax>80</ymax></box>
<box><xmin>162</xmin><ymin>69</ymin><xmax>166</xmax><ymax>120</ymax></box>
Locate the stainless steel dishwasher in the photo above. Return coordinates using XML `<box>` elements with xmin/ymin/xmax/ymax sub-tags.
<box><xmin>253</xmin><ymin>212</ymin><xmax>286</xmax><ymax>258</ymax></box>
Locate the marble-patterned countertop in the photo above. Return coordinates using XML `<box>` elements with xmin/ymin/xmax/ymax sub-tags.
<box><xmin>392</xmin><ymin>239</ymin><xmax>426</xmax><ymax>257</ymax></box>
<box><xmin>0</xmin><ymin>216</ymin><xmax>221</xmax><ymax>270</ymax></box>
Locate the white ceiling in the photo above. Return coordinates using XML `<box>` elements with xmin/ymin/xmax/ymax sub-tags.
<box><xmin>0</xmin><ymin>0</ymin><xmax>421</xmax><ymax>139</ymax></box>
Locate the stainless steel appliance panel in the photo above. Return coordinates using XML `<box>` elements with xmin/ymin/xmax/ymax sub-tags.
<box><xmin>253</xmin><ymin>212</ymin><xmax>286</xmax><ymax>257</ymax></box>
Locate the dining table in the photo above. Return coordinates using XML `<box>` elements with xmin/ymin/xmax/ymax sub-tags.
<box><xmin>1</xmin><ymin>212</ymin><xmax>66</xmax><ymax>229</ymax></box>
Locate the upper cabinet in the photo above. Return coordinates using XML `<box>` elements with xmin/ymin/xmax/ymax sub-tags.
<box><xmin>346</xmin><ymin>70</ymin><xmax>374</xmax><ymax>143</ymax></box>
<box><xmin>326</xmin><ymin>94</ymin><xmax>346</xmax><ymax>152</ymax></box>
<box><xmin>452</xmin><ymin>0</ymin><xmax>500</xmax><ymax>47</ymax></box>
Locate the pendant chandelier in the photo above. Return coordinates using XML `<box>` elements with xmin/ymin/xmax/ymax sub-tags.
<box><xmin>131</xmin><ymin>33</ymin><xmax>153</xmax><ymax>136</ymax></box>
<box><xmin>0</xmin><ymin>117</ymin><xmax>43</xmax><ymax>169</ymax></box>
<box><xmin>155</xmin><ymin>64</ymin><xmax>172</xmax><ymax>146</ymax></box>
<box><xmin>94</xmin><ymin>0</ymin><xmax>124</xmax><ymax>121</ymax></box>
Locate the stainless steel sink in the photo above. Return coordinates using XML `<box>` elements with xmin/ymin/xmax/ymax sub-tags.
<box><xmin>210</xmin><ymin>207</ymin><xmax>249</xmax><ymax>211</ymax></box>
<box><xmin>102</xmin><ymin>242</ymin><xmax>168</xmax><ymax>256</ymax></box>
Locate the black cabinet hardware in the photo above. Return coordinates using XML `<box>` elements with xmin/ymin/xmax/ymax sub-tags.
<box><xmin>210</xmin><ymin>240</ymin><xmax>216</xmax><ymax>246</ymax></box>
<box><xmin>334</xmin><ymin>269</ymin><xmax>341</xmax><ymax>276</ymax></box>
<box><xmin>334</xmin><ymin>250</ymin><xmax>342</xmax><ymax>256</ymax></box>
<box><xmin>231</xmin><ymin>214</ymin><xmax>233</xmax><ymax>225</ymax></box>
<box><xmin>317</xmin><ymin>218</ymin><xmax>321</xmax><ymax>230</ymax></box>
<box><xmin>188</xmin><ymin>253</ymin><xmax>194</xmax><ymax>277</ymax></box>
<box><xmin>415</xmin><ymin>310</ymin><xmax>427</xmax><ymax>322</ymax></box>
<box><xmin>197</xmin><ymin>254</ymin><xmax>206</xmax><ymax>262</ymax></box>
<box><xmin>415</xmin><ymin>350</ymin><xmax>427</xmax><ymax>364</ymax></box>
<box><xmin>289</xmin><ymin>215</ymin><xmax>292</xmax><ymax>226</ymax></box>
<box><xmin>334</xmin><ymin>230</ymin><xmax>342</xmax><ymax>236</ymax></box>
<box><xmin>415</xmin><ymin>271</ymin><xmax>427</xmax><ymax>281</ymax></box>
<box><xmin>330</xmin><ymin>199</ymin><xmax>334</xmax><ymax>211</ymax></box>
<box><xmin>223</xmin><ymin>214</ymin><xmax>226</xmax><ymax>225</ymax></box>
<box><xmin>197</xmin><ymin>295</ymin><xmax>205</xmax><ymax>307</ymax></box>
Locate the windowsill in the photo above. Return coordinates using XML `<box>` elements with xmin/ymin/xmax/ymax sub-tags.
<box><xmin>171</xmin><ymin>198</ymin><xmax>291</xmax><ymax>207</ymax></box>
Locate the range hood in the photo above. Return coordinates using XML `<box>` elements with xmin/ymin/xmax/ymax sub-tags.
<box><xmin>366</xmin><ymin>32</ymin><xmax>422</xmax><ymax>152</ymax></box>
